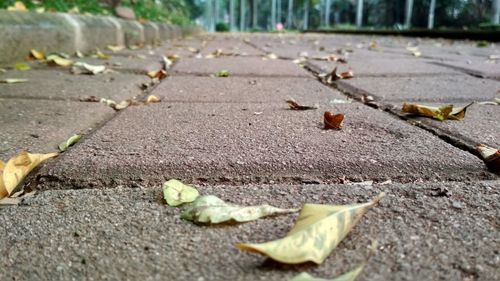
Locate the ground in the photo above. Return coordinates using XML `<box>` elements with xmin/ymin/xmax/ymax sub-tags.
<box><xmin>0</xmin><ymin>33</ymin><xmax>499</xmax><ymax>281</ymax></box>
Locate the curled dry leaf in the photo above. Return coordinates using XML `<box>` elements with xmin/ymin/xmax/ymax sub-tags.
<box><xmin>321</xmin><ymin>67</ymin><xmax>354</xmax><ymax>84</ymax></box>
<box><xmin>13</xmin><ymin>62</ymin><xmax>30</xmax><ymax>71</ymax></box>
<box><xmin>215</xmin><ymin>70</ymin><xmax>230</xmax><ymax>77</ymax></box>
<box><xmin>72</xmin><ymin>62</ymin><xmax>106</xmax><ymax>75</ymax></box>
<box><xmin>107</xmin><ymin>45</ymin><xmax>125</xmax><ymax>52</ymax></box>
<box><xmin>146</xmin><ymin>95</ymin><xmax>161</xmax><ymax>103</ymax></box>
<box><xmin>324</xmin><ymin>112</ymin><xmax>345</xmax><ymax>130</ymax></box>
<box><xmin>0</xmin><ymin>152</ymin><xmax>58</xmax><ymax>199</ymax></box>
<box><xmin>147</xmin><ymin>69</ymin><xmax>167</xmax><ymax>80</ymax></box>
<box><xmin>477</xmin><ymin>98</ymin><xmax>500</xmax><ymax>106</ymax></box>
<box><xmin>95</xmin><ymin>49</ymin><xmax>110</xmax><ymax>60</ymax></box>
<box><xmin>58</xmin><ymin>135</ymin><xmax>82</xmax><ymax>152</ymax></box>
<box><xmin>402</xmin><ymin>103</ymin><xmax>473</xmax><ymax>121</ymax></box>
<box><xmin>30</xmin><ymin>49</ymin><xmax>45</xmax><ymax>60</ymax></box>
<box><xmin>163</xmin><ymin>179</ymin><xmax>200</xmax><ymax>207</ymax></box>
<box><xmin>0</xmin><ymin>78</ymin><xmax>28</xmax><ymax>84</ymax></box>
<box><xmin>286</xmin><ymin>100</ymin><xmax>318</xmax><ymax>110</ymax></box>
<box><xmin>182</xmin><ymin>195</ymin><xmax>299</xmax><ymax>224</ymax></box>
<box><xmin>46</xmin><ymin>55</ymin><xmax>73</xmax><ymax>67</ymax></box>
<box><xmin>476</xmin><ymin>144</ymin><xmax>500</xmax><ymax>173</ymax></box>
<box><xmin>237</xmin><ymin>193</ymin><xmax>385</xmax><ymax>264</ymax></box>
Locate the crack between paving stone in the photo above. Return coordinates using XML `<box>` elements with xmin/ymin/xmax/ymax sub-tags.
<box><xmin>429</xmin><ymin>61</ymin><xmax>500</xmax><ymax>81</ymax></box>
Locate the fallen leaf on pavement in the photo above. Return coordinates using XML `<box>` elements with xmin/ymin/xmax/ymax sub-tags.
<box><xmin>79</xmin><ymin>96</ymin><xmax>100</xmax><ymax>102</ymax></box>
<box><xmin>368</xmin><ymin>41</ymin><xmax>378</xmax><ymax>50</ymax></box>
<box><xmin>162</xmin><ymin>56</ymin><xmax>173</xmax><ymax>69</ymax></box>
<box><xmin>75</xmin><ymin>51</ymin><xmax>84</xmax><ymax>58</ymax></box>
<box><xmin>0</xmin><ymin>190</ymin><xmax>36</xmax><ymax>208</ymax></box>
<box><xmin>320</xmin><ymin>67</ymin><xmax>354</xmax><ymax>84</ymax></box>
<box><xmin>7</xmin><ymin>1</ymin><xmax>27</xmax><ymax>11</ymax></box>
<box><xmin>0</xmin><ymin>78</ymin><xmax>28</xmax><ymax>84</ymax></box>
<box><xmin>476</xmin><ymin>144</ymin><xmax>500</xmax><ymax>173</ymax></box>
<box><xmin>46</xmin><ymin>55</ymin><xmax>73</xmax><ymax>67</ymax></box>
<box><xmin>107</xmin><ymin>45</ymin><xmax>125</xmax><ymax>52</ymax></box>
<box><xmin>237</xmin><ymin>193</ymin><xmax>384</xmax><ymax>264</ymax></box>
<box><xmin>187</xmin><ymin>47</ymin><xmax>199</xmax><ymax>53</ymax></box>
<box><xmin>402</xmin><ymin>103</ymin><xmax>472</xmax><ymax>121</ymax></box>
<box><xmin>13</xmin><ymin>62</ymin><xmax>30</xmax><ymax>71</ymax></box>
<box><xmin>286</xmin><ymin>100</ymin><xmax>318</xmax><ymax>110</ymax></box>
<box><xmin>146</xmin><ymin>95</ymin><xmax>161</xmax><ymax>103</ymax></box>
<box><xmin>182</xmin><ymin>195</ymin><xmax>299</xmax><ymax>224</ymax></box>
<box><xmin>215</xmin><ymin>70</ymin><xmax>230</xmax><ymax>77</ymax></box>
<box><xmin>477</xmin><ymin>98</ymin><xmax>500</xmax><ymax>105</ymax></box>
<box><xmin>267</xmin><ymin>53</ymin><xmax>278</xmax><ymax>60</ymax></box>
<box><xmin>0</xmin><ymin>152</ymin><xmax>58</xmax><ymax>199</ymax></box>
<box><xmin>147</xmin><ymin>69</ymin><xmax>167</xmax><ymax>80</ymax></box>
<box><xmin>163</xmin><ymin>179</ymin><xmax>199</xmax><ymax>207</ymax></box>
<box><xmin>30</xmin><ymin>49</ymin><xmax>45</xmax><ymax>60</ymax></box>
<box><xmin>72</xmin><ymin>62</ymin><xmax>106</xmax><ymax>75</ymax></box>
<box><xmin>324</xmin><ymin>112</ymin><xmax>345</xmax><ymax>130</ymax></box>
<box><xmin>167</xmin><ymin>54</ymin><xmax>180</xmax><ymax>62</ymax></box>
<box><xmin>58</xmin><ymin>135</ymin><xmax>82</xmax><ymax>152</ymax></box>
<box><xmin>95</xmin><ymin>49</ymin><xmax>110</xmax><ymax>60</ymax></box>
<box><xmin>0</xmin><ymin>68</ymin><xmax>6</xmax><ymax>73</ymax></box>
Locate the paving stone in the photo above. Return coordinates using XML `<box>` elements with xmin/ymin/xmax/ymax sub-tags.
<box><xmin>201</xmin><ymin>38</ymin><xmax>264</xmax><ymax>57</ymax></box>
<box><xmin>306</xmin><ymin>57</ymin><xmax>460</xmax><ymax>77</ymax></box>
<box><xmin>0</xmin><ymin>181</ymin><xmax>498</xmax><ymax>281</ymax></box>
<box><xmin>172</xmin><ymin>57</ymin><xmax>312</xmax><ymax>77</ymax></box>
<box><xmin>336</xmin><ymin>75</ymin><xmax>500</xmax><ymax>103</ymax></box>
<box><xmin>431</xmin><ymin>60</ymin><xmax>500</xmax><ymax>80</ymax></box>
<box><xmin>38</xmin><ymin>101</ymin><xmax>494</xmax><ymax>190</ymax></box>
<box><xmin>398</xmin><ymin>103</ymin><xmax>500</xmax><ymax>149</ymax></box>
<box><xmin>157</xmin><ymin>76</ymin><xmax>347</xmax><ymax>104</ymax></box>
<box><xmin>0</xmin><ymin>98</ymin><xmax>114</xmax><ymax>159</ymax></box>
<box><xmin>0</xmin><ymin>69</ymin><xmax>149</xmax><ymax>101</ymax></box>
<box><xmin>74</xmin><ymin>55</ymin><xmax>164</xmax><ymax>74</ymax></box>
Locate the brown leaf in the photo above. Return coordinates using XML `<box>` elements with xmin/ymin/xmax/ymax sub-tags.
<box><xmin>476</xmin><ymin>144</ymin><xmax>500</xmax><ymax>173</ymax></box>
<box><xmin>324</xmin><ymin>112</ymin><xmax>345</xmax><ymax>130</ymax></box>
<box><xmin>286</xmin><ymin>100</ymin><xmax>318</xmax><ymax>111</ymax></box>
<box><xmin>146</xmin><ymin>95</ymin><xmax>161</xmax><ymax>103</ymax></box>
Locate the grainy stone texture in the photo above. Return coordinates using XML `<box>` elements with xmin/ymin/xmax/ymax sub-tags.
<box><xmin>0</xmin><ymin>182</ymin><xmax>498</xmax><ymax>281</ymax></box>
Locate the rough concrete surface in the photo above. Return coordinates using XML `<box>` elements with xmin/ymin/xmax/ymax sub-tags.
<box><xmin>172</xmin><ymin>57</ymin><xmax>312</xmax><ymax>77</ymax></box>
<box><xmin>38</xmin><ymin>102</ymin><xmax>494</xmax><ymax>189</ymax></box>
<box><xmin>336</xmin><ymin>75</ymin><xmax>500</xmax><ymax>103</ymax></box>
<box><xmin>156</xmin><ymin>76</ymin><xmax>346</xmax><ymax>104</ymax></box>
<box><xmin>432</xmin><ymin>60</ymin><xmax>500</xmax><ymax>80</ymax></box>
<box><xmin>0</xmin><ymin>69</ymin><xmax>149</xmax><ymax>101</ymax></box>
<box><xmin>0</xmin><ymin>181</ymin><xmax>499</xmax><ymax>281</ymax></box>
<box><xmin>0</xmin><ymin>98</ymin><xmax>114</xmax><ymax>159</ymax></box>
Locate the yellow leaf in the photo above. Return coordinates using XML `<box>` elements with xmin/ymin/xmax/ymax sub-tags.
<box><xmin>30</xmin><ymin>49</ymin><xmax>45</xmax><ymax>60</ymax></box>
<box><xmin>0</xmin><ymin>161</ymin><xmax>6</xmax><ymax>198</ymax></box>
<box><xmin>46</xmin><ymin>55</ymin><xmax>73</xmax><ymax>67</ymax></box>
<box><xmin>1</xmin><ymin>152</ymin><xmax>58</xmax><ymax>199</ymax></box>
<box><xmin>0</xmin><ymin>78</ymin><xmax>28</xmax><ymax>84</ymax></box>
<box><xmin>96</xmin><ymin>49</ymin><xmax>110</xmax><ymax>60</ymax></box>
<box><xmin>402</xmin><ymin>103</ymin><xmax>453</xmax><ymax>121</ymax></box>
<box><xmin>7</xmin><ymin>1</ymin><xmax>27</xmax><ymax>11</ymax></box>
<box><xmin>146</xmin><ymin>95</ymin><xmax>161</xmax><ymax>103</ymax></box>
<box><xmin>13</xmin><ymin>62</ymin><xmax>30</xmax><ymax>71</ymax></box>
<box><xmin>107</xmin><ymin>45</ymin><xmax>125</xmax><ymax>52</ymax></box>
<box><xmin>237</xmin><ymin>193</ymin><xmax>384</xmax><ymax>264</ymax></box>
<box><xmin>163</xmin><ymin>179</ymin><xmax>199</xmax><ymax>207</ymax></box>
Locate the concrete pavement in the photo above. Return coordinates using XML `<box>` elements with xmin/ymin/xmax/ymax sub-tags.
<box><xmin>1</xmin><ymin>33</ymin><xmax>499</xmax><ymax>281</ymax></box>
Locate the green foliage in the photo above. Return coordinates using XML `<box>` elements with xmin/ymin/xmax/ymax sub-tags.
<box><xmin>215</xmin><ymin>22</ymin><xmax>229</xmax><ymax>32</ymax></box>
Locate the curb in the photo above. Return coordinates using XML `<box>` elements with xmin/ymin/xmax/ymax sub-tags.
<box><xmin>0</xmin><ymin>10</ymin><xmax>202</xmax><ymax>64</ymax></box>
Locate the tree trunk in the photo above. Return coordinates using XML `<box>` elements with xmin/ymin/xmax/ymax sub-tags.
<box><xmin>494</xmin><ymin>0</ymin><xmax>500</xmax><ymax>24</ymax></box>
<box><xmin>271</xmin><ymin>0</ymin><xmax>277</xmax><ymax>29</ymax></box>
<box><xmin>356</xmin><ymin>0</ymin><xmax>363</xmax><ymax>27</ymax></box>
<box><xmin>404</xmin><ymin>0</ymin><xmax>414</xmax><ymax>28</ymax></box>
<box><xmin>240</xmin><ymin>0</ymin><xmax>245</xmax><ymax>31</ymax></box>
<box><xmin>325</xmin><ymin>0</ymin><xmax>331</xmax><ymax>27</ymax></box>
<box><xmin>252</xmin><ymin>0</ymin><xmax>258</xmax><ymax>29</ymax></box>
<box><xmin>277</xmin><ymin>0</ymin><xmax>282</xmax><ymax>23</ymax></box>
<box><xmin>428</xmin><ymin>0</ymin><xmax>436</xmax><ymax>29</ymax></box>
<box><xmin>303</xmin><ymin>0</ymin><xmax>309</xmax><ymax>30</ymax></box>
<box><xmin>287</xmin><ymin>0</ymin><xmax>293</xmax><ymax>29</ymax></box>
<box><xmin>230</xmin><ymin>0</ymin><xmax>236</xmax><ymax>31</ymax></box>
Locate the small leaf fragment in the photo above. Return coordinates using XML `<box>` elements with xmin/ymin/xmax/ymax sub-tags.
<box><xmin>72</xmin><ymin>62</ymin><xmax>106</xmax><ymax>75</ymax></box>
<box><xmin>0</xmin><ymin>78</ymin><xmax>28</xmax><ymax>84</ymax></box>
<box><xmin>476</xmin><ymin>144</ymin><xmax>500</xmax><ymax>173</ymax></box>
<box><xmin>30</xmin><ymin>49</ymin><xmax>45</xmax><ymax>60</ymax></box>
<box><xmin>163</xmin><ymin>179</ymin><xmax>200</xmax><ymax>207</ymax></box>
<box><xmin>448</xmin><ymin>102</ymin><xmax>474</xmax><ymax>120</ymax></box>
<box><xmin>215</xmin><ymin>70</ymin><xmax>230</xmax><ymax>77</ymax></box>
<box><xmin>0</xmin><ymin>152</ymin><xmax>58</xmax><ymax>199</ymax></box>
<box><xmin>182</xmin><ymin>195</ymin><xmax>298</xmax><ymax>224</ymax></box>
<box><xmin>147</xmin><ymin>69</ymin><xmax>167</xmax><ymax>80</ymax></box>
<box><xmin>95</xmin><ymin>49</ymin><xmax>110</xmax><ymax>60</ymax></box>
<box><xmin>237</xmin><ymin>193</ymin><xmax>384</xmax><ymax>264</ymax></box>
<box><xmin>58</xmin><ymin>135</ymin><xmax>82</xmax><ymax>152</ymax></box>
<box><xmin>146</xmin><ymin>95</ymin><xmax>161</xmax><ymax>103</ymax></box>
<box><xmin>290</xmin><ymin>264</ymin><xmax>365</xmax><ymax>281</ymax></box>
<box><xmin>46</xmin><ymin>55</ymin><xmax>73</xmax><ymax>67</ymax></box>
<box><xmin>7</xmin><ymin>1</ymin><xmax>27</xmax><ymax>11</ymax></box>
<box><xmin>13</xmin><ymin>62</ymin><xmax>30</xmax><ymax>71</ymax></box>
<box><xmin>286</xmin><ymin>99</ymin><xmax>318</xmax><ymax>110</ymax></box>
<box><xmin>324</xmin><ymin>111</ymin><xmax>345</xmax><ymax>130</ymax></box>
<box><xmin>107</xmin><ymin>45</ymin><xmax>125</xmax><ymax>52</ymax></box>
<box><xmin>402</xmin><ymin>103</ymin><xmax>470</xmax><ymax>121</ymax></box>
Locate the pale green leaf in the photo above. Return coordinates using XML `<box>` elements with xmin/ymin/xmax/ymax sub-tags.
<box><xmin>290</xmin><ymin>264</ymin><xmax>365</xmax><ymax>281</ymax></box>
<box><xmin>215</xmin><ymin>70</ymin><xmax>230</xmax><ymax>77</ymax></box>
<box><xmin>163</xmin><ymin>179</ymin><xmax>199</xmax><ymax>207</ymax></box>
<box><xmin>13</xmin><ymin>62</ymin><xmax>30</xmax><ymax>71</ymax></box>
<box><xmin>181</xmin><ymin>195</ymin><xmax>299</xmax><ymax>224</ymax></box>
<box><xmin>0</xmin><ymin>78</ymin><xmax>28</xmax><ymax>84</ymax></box>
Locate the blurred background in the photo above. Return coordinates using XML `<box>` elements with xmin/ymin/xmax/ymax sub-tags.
<box><xmin>1</xmin><ymin>0</ymin><xmax>499</xmax><ymax>31</ymax></box>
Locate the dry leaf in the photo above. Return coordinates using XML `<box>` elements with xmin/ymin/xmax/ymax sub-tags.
<box><xmin>58</xmin><ymin>135</ymin><xmax>82</xmax><ymax>152</ymax></box>
<box><xmin>107</xmin><ymin>45</ymin><xmax>125</xmax><ymax>52</ymax></box>
<box><xmin>476</xmin><ymin>144</ymin><xmax>500</xmax><ymax>173</ymax></box>
<box><xmin>96</xmin><ymin>49</ymin><xmax>110</xmax><ymax>60</ymax></box>
<box><xmin>46</xmin><ymin>55</ymin><xmax>73</xmax><ymax>67</ymax></box>
<box><xmin>72</xmin><ymin>62</ymin><xmax>105</xmax><ymax>75</ymax></box>
<box><xmin>167</xmin><ymin>54</ymin><xmax>180</xmax><ymax>62</ymax></box>
<box><xmin>146</xmin><ymin>95</ymin><xmax>161</xmax><ymax>103</ymax></box>
<box><xmin>286</xmin><ymin>100</ymin><xmax>318</xmax><ymax>110</ymax></box>
<box><xmin>0</xmin><ymin>152</ymin><xmax>58</xmax><ymax>199</ymax></box>
<box><xmin>402</xmin><ymin>103</ymin><xmax>472</xmax><ymax>121</ymax></box>
<box><xmin>162</xmin><ymin>56</ymin><xmax>173</xmax><ymax>70</ymax></box>
<box><xmin>0</xmin><ymin>78</ymin><xmax>28</xmax><ymax>84</ymax></box>
<box><xmin>324</xmin><ymin>112</ymin><xmax>345</xmax><ymax>130</ymax></box>
<box><xmin>368</xmin><ymin>41</ymin><xmax>378</xmax><ymax>50</ymax></box>
<box><xmin>321</xmin><ymin>67</ymin><xmax>354</xmax><ymax>84</ymax></box>
<box><xmin>30</xmin><ymin>49</ymin><xmax>45</xmax><ymax>60</ymax></box>
<box><xmin>147</xmin><ymin>69</ymin><xmax>167</xmax><ymax>80</ymax></box>
<box><xmin>80</xmin><ymin>96</ymin><xmax>100</xmax><ymax>102</ymax></box>
<box><xmin>13</xmin><ymin>62</ymin><xmax>30</xmax><ymax>71</ymax></box>
<box><xmin>75</xmin><ymin>51</ymin><xmax>84</xmax><ymax>58</ymax></box>
<box><xmin>163</xmin><ymin>179</ymin><xmax>199</xmax><ymax>207</ymax></box>
<box><xmin>237</xmin><ymin>193</ymin><xmax>384</xmax><ymax>264</ymax></box>
<box><xmin>215</xmin><ymin>70</ymin><xmax>230</xmax><ymax>77</ymax></box>
<box><xmin>7</xmin><ymin>1</ymin><xmax>27</xmax><ymax>11</ymax></box>
<box><xmin>182</xmin><ymin>195</ymin><xmax>299</xmax><ymax>224</ymax></box>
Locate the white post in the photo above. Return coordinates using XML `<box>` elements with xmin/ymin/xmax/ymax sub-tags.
<box><xmin>287</xmin><ymin>0</ymin><xmax>293</xmax><ymax>29</ymax></box>
<box><xmin>230</xmin><ymin>0</ymin><xmax>236</xmax><ymax>31</ymax></box>
<box><xmin>405</xmin><ymin>0</ymin><xmax>414</xmax><ymax>29</ymax></box>
<box><xmin>271</xmin><ymin>0</ymin><xmax>277</xmax><ymax>29</ymax></box>
<box><xmin>356</xmin><ymin>0</ymin><xmax>363</xmax><ymax>28</ymax></box>
<box><xmin>494</xmin><ymin>0</ymin><xmax>500</xmax><ymax>24</ymax></box>
<box><xmin>240</xmin><ymin>0</ymin><xmax>245</xmax><ymax>31</ymax></box>
<box><xmin>428</xmin><ymin>0</ymin><xmax>436</xmax><ymax>29</ymax></box>
<box><xmin>303</xmin><ymin>0</ymin><xmax>309</xmax><ymax>30</ymax></box>
<box><xmin>325</xmin><ymin>0</ymin><xmax>331</xmax><ymax>28</ymax></box>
